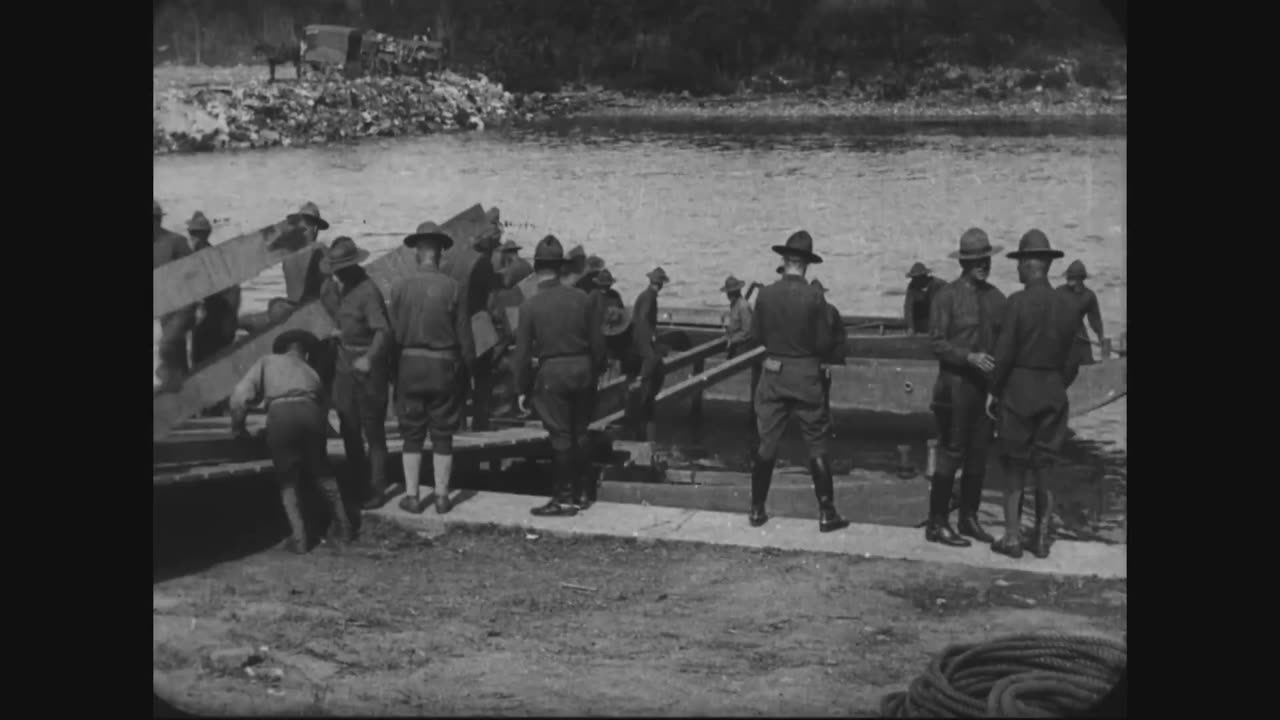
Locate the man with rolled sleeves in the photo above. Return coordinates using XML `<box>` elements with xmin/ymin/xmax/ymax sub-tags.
<box><xmin>281</xmin><ymin>202</ymin><xmax>331</xmax><ymax>306</ymax></box>
<box><xmin>904</xmin><ymin>262</ymin><xmax>947</xmax><ymax>335</ymax></box>
<box><xmin>628</xmin><ymin>266</ymin><xmax>670</xmax><ymax>442</ymax></box>
<box><xmin>390</xmin><ymin>222</ymin><xmax>475</xmax><ymax>516</ymax></box>
<box><xmin>229</xmin><ymin>329</ymin><xmax>352</xmax><ymax>554</ymax></box>
<box><xmin>322</xmin><ymin>237</ymin><xmax>398</xmax><ymax>510</ymax></box>
<box><xmin>924</xmin><ymin>228</ymin><xmax>1007</xmax><ymax>548</ymax></box>
<box><xmin>154</xmin><ymin>199</ymin><xmax>196</xmax><ymax>389</ymax></box>
<box><xmin>1057</xmin><ymin>260</ymin><xmax>1108</xmax><ymax>371</ymax></box>
<box><xmin>989</xmin><ymin>230</ymin><xmax>1082</xmax><ymax>559</ymax></box>
<box><xmin>749</xmin><ymin>231</ymin><xmax>850</xmax><ymax>533</ymax></box>
<box><xmin>512</xmin><ymin>235</ymin><xmax>607</xmax><ymax>516</ymax></box>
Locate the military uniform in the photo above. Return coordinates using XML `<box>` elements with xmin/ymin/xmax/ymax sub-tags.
<box><xmin>391</xmin><ymin>222</ymin><xmax>475</xmax><ymax>515</ymax></box>
<box><xmin>281</xmin><ymin>203</ymin><xmax>332</xmax><ymax>305</ymax></box>
<box><xmin>512</xmin><ymin>235</ymin><xmax>607</xmax><ymax>516</ymax></box>
<box><xmin>322</xmin><ymin>239</ymin><xmax>394</xmax><ymax>509</ymax></box>
<box><xmin>1057</xmin><ymin>260</ymin><xmax>1106</xmax><ymax>372</ymax></box>
<box><xmin>187</xmin><ymin>212</ymin><xmax>243</xmax><ymax>369</ymax></box>
<box><xmin>749</xmin><ymin>231</ymin><xmax>848</xmax><ymax>533</ymax></box>
<box><xmin>229</xmin><ymin>330</ymin><xmax>351</xmax><ymax>553</ymax></box>
<box><xmin>154</xmin><ymin>200</ymin><xmax>196</xmax><ymax>386</ymax></box>
<box><xmin>904</xmin><ymin>263</ymin><xmax>947</xmax><ymax>335</ymax></box>
<box><xmin>989</xmin><ymin>230</ymin><xmax>1082</xmax><ymax>559</ymax></box>
<box><xmin>925</xmin><ymin>229</ymin><xmax>1007</xmax><ymax>547</ymax></box>
<box><xmin>443</xmin><ymin>232</ymin><xmax>502</xmax><ymax>431</ymax></box>
<box><xmin>629</xmin><ymin>268</ymin><xmax>669</xmax><ymax>441</ymax></box>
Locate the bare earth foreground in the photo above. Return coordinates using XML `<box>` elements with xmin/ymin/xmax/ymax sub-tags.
<box><xmin>154</xmin><ymin>516</ymin><xmax>1125</xmax><ymax>716</ymax></box>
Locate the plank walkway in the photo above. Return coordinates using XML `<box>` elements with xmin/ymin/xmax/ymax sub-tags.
<box><xmin>369</xmin><ymin>491</ymin><xmax>1127</xmax><ymax>579</ymax></box>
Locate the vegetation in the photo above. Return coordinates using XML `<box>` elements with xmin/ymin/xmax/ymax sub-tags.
<box><xmin>154</xmin><ymin>0</ymin><xmax>1126</xmax><ymax>98</ymax></box>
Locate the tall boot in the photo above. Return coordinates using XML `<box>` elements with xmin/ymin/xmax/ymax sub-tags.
<box><xmin>278</xmin><ymin>481</ymin><xmax>309</xmax><ymax>553</ymax></box>
<box><xmin>991</xmin><ymin>461</ymin><xmax>1025</xmax><ymax>558</ymax></box>
<box><xmin>434</xmin><ymin>453</ymin><xmax>454</xmax><ymax>515</ymax></box>
<box><xmin>749</xmin><ymin>457</ymin><xmax>774</xmax><ymax>527</ymax></box>
<box><xmin>925</xmin><ymin>472</ymin><xmax>970</xmax><ymax>547</ymax></box>
<box><xmin>924</xmin><ymin>452</ymin><xmax>968</xmax><ymax>546</ymax></box>
<box><xmin>957</xmin><ymin>472</ymin><xmax>994</xmax><ymax>543</ymax></box>
<box><xmin>808</xmin><ymin>456</ymin><xmax>849</xmax><ymax>533</ymax></box>
<box><xmin>531</xmin><ymin>449</ymin><xmax>579</xmax><ymax>517</ymax></box>
<box><xmin>1026</xmin><ymin>464</ymin><xmax>1054</xmax><ymax>559</ymax></box>
<box><xmin>317</xmin><ymin>475</ymin><xmax>353</xmax><ymax>548</ymax></box>
<box><xmin>644</xmin><ymin>422</ymin><xmax>659</xmax><ymax>444</ymax></box>
<box><xmin>573</xmin><ymin>442</ymin><xmax>595</xmax><ymax>510</ymax></box>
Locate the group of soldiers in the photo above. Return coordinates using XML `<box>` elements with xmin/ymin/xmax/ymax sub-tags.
<box><xmin>160</xmin><ymin>198</ymin><xmax>1110</xmax><ymax>560</ymax></box>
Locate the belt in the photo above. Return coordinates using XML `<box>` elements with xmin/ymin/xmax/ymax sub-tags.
<box><xmin>402</xmin><ymin>347</ymin><xmax>459</xmax><ymax>359</ymax></box>
<box><xmin>267</xmin><ymin>394</ymin><xmax>320</xmax><ymax>409</ymax></box>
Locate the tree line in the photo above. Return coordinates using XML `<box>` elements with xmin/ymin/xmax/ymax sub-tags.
<box><xmin>154</xmin><ymin>0</ymin><xmax>1126</xmax><ymax>94</ymax></box>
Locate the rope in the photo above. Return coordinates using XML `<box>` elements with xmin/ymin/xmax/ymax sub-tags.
<box><xmin>880</xmin><ymin>632</ymin><xmax>1125</xmax><ymax>718</ymax></box>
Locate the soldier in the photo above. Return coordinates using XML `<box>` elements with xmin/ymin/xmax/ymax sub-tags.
<box><xmin>557</xmin><ymin>244</ymin><xmax>586</xmax><ymax>289</ymax></box>
<box><xmin>442</xmin><ymin>226</ymin><xmax>503</xmax><ymax>431</ymax></box>
<box><xmin>989</xmin><ymin>231</ymin><xmax>1082</xmax><ymax>559</ymax></box>
<box><xmin>749</xmin><ymin>231</ymin><xmax>849</xmax><ymax>533</ymax></box>
<box><xmin>629</xmin><ymin>267</ymin><xmax>670</xmax><ymax>442</ymax></box>
<box><xmin>498</xmin><ymin>239</ymin><xmax>533</xmax><ymax>288</ymax></box>
<box><xmin>321</xmin><ymin>237</ymin><xmax>398</xmax><ymax>510</ymax></box>
<box><xmin>512</xmin><ymin>235</ymin><xmax>607</xmax><ymax>515</ymax></box>
<box><xmin>281</xmin><ymin>202</ymin><xmax>331</xmax><ymax>305</ymax></box>
<box><xmin>187</xmin><ymin>211</ymin><xmax>243</xmax><ymax>370</ymax></box>
<box><xmin>576</xmin><ymin>255</ymin><xmax>607</xmax><ymax>293</ymax></box>
<box><xmin>722</xmin><ymin>276</ymin><xmax>754</xmax><ymax>357</ymax></box>
<box><xmin>390</xmin><ymin>222</ymin><xmax>475</xmax><ymax>515</ymax></box>
<box><xmin>924</xmin><ymin>228</ymin><xmax>1007</xmax><ymax>548</ymax></box>
<box><xmin>154</xmin><ymin>199</ymin><xmax>196</xmax><ymax>389</ymax></box>
<box><xmin>229</xmin><ymin>329</ymin><xmax>352</xmax><ymax>554</ymax></box>
<box><xmin>904</xmin><ymin>262</ymin><xmax>947</xmax><ymax>335</ymax></box>
<box><xmin>1057</xmin><ymin>260</ymin><xmax>1108</xmax><ymax>369</ymax></box>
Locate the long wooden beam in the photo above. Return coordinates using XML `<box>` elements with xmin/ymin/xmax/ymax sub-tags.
<box><xmin>153</xmin><ymin>204</ymin><xmax>498</xmax><ymax>441</ymax></box>
<box><xmin>154</xmin><ymin>220</ymin><xmax>309</xmax><ymax>318</ymax></box>
<box><xmin>591</xmin><ymin>345</ymin><xmax>763</xmax><ymax>429</ymax></box>
<box><xmin>589</xmin><ymin>338</ymin><xmax>731</xmax><ymax>421</ymax></box>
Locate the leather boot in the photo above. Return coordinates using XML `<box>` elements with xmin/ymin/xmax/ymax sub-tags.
<box><xmin>957</xmin><ymin>471</ymin><xmax>994</xmax><ymax>543</ymax></box>
<box><xmin>572</xmin><ymin>444</ymin><xmax>595</xmax><ymax>510</ymax></box>
<box><xmin>991</xmin><ymin>463</ymin><xmax>1025</xmax><ymax>559</ymax></box>
<box><xmin>749</xmin><ymin>457</ymin><xmax>773</xmax><ymax>527</ymax></box>
<box><xmin>924</xmin><ymin>472</ymin><xmax>970</xmax><ymax>547</ymax></box>
<box><xmin>531</xmin><ymin>450</ymin><xmax>580</xmax><ymax>517</ymax></box>
<box><xmin>809</xmin><ymin>456</ymin><xmax>849</xmax><ymax>533</ymax></box>
<box><xmin>1024</xmin><ymin>466</ymin><xmax>1053</xmax><ymax>559</ymax></box>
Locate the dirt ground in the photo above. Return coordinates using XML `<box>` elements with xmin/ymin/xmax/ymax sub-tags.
<box><xmin>154</xmin><ymin>517</ymin><xmax>1125</xmax><ymax>717</ymax></box>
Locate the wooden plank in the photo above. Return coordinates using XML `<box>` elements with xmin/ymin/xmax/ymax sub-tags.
<box><xmin>589</xmin><ymin>338</ymin><xmax>732</xmax><ymax>423</ymax></box>
<box><xmin>592</xmin><ymin>346</ymin><xmax>763</xmax><ymax>429</ymax></box>
<box><xmin>154</xmin><ymin>219</ymin><xmax>308</xmax><ymax>317</ymax></box>
<box><xmin>153</xmin><ymin>204</ymin><xmax>498</xmax><ymax>441</ymax></box>
<box><xmin>657</xmin><ymin>306</ymin><xmax>906</xmax><ymax>333</ymax></box>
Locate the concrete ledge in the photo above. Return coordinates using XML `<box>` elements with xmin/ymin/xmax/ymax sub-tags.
<box><xmin>368</xmin><ymin>490</ymin><xmax>1126</xmax><ymax>579</ymax></box>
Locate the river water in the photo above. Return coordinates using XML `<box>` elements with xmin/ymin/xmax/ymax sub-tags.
<box><xmin>154</xmin><ymin>115</ymin><xmax>1126</xmax><ymax>367</ymax></box>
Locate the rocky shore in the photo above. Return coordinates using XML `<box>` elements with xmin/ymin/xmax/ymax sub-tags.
<box><xmin>153</xmin><ymin>63</ymin><xmax>1125</xmax><ymax>155</ymax></box>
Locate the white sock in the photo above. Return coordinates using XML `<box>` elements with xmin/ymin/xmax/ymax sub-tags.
<box><xmin>402</xmin><ymin>452</ymin><xmax>422</xmax><ymax>499</ymax></box>
<box><xmin>433</xmin><ymin>453</ymin><xmax>453</xmax><ymax>499</ymax></box>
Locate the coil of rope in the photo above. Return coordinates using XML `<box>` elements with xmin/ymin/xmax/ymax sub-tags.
<box><xmin>880</xmin><ymin>632</ymin><xmax>1126</xmax><ymax>718</ymax></box>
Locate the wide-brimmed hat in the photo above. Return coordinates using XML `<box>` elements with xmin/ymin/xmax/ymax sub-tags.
<box><xmin>272</xmin><ymin>329</ymin><xmax>319</xmax><ymax>355</ymax></box>
<box><xmin>647</xmin><ymin>267</ymin><xmax>671</xmax><ymax>284</ymax></box>
<box><xmin>720</xmin><ymin>275</ymin><xmax>745</xmax><ymax>293</ymax></box>
<box><xmin>949</xmin><ymin>228</ymin><xmax>1002</xmax><ymax>260</ymax></box>
<box><xmin>594</xmin><ymin>269</ymin><xmax>616</xmax><ymax>287</ymax></box>
<box><xmin>772</xmin><ymin>230</ymin><xmax>823</xmax><ymax>264</ymax></box>
<box><xmin>811</xmin><ymin>279</ymin><xmax>828</xmax><ymax>293</ymax></box>
<box><xmin>403</xmin><ymin>221</ymin><xmax>454</xmax><ymax>249</ymax></box>
<box><xmin>186</xmin><ymin>211</ymin><xmax>212</xmax><ymax>233</ymax></box>
<box><xmin>153</xmin><ymin>199</ymin><xmax>164</xmax><ymax>218</ymax></box>
<box><xmin>602</xmin><ymin>306</ymin><xmax>632</xmax><ymax>337</ymax></box>
<box><xmin>287</xmin><ymin>201</ymin><xmax>330</xmax><ymax>230</ymax></box>
<box><xmin>534</xmin><ymin>234</ymin><xmax>566</xmax><ymax>263</ymax></box>
<box><xmin>586</xmin><ymin>255</ymin><xmax>606</xmax><ymax>272</ymax></box>
<box><xmin>320</xmin><ymin>236</ymin><xmax>370</xmax><ymax>274</ymax></box>
<box><xmin>1063</xmin><ymin>259</ymin><xmax>1088</xmax><ymax>279</ymax></box>
<box><xmin>906</xmin><ymin>262</ymin><xmax>932</xmax><ymax>278</ymax></box>
<box><xmin>567</xmin><ymin>245</ymin><xmax>586</xmax><ymax>262</ymax></box>
<box><xmin>500</xmin><ymin>239</ymin><xmax>521</xmax><ymax>253</ymax></box>
<box><xmin>1007</xmin><ymin>229</ymin><xmax>1064</xmax><ymax>260</ymax></box>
